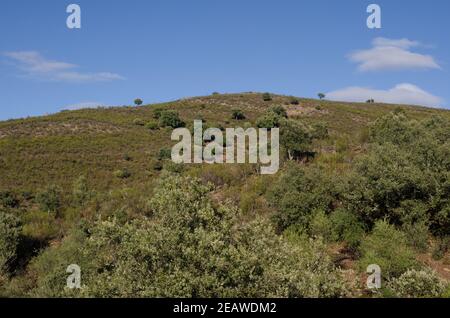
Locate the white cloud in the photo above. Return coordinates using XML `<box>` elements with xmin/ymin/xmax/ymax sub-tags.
<box><xmin>64</xmin><ymin>102</ymin><xmax>106</xmax><ymax>110</ymax></box>
<box><xmin>349</xmin><ymin>37</ymin><xmax>440</xmax><ymax>72</ymax></box>
<box><xmin>326</xmin><ymin>83</ymin><xmax>443</xmax><ymax>107</ymax></box>
<box><xmin>3</xmin><ymin>51</ymin><xmax>124</xmax><ymax>82</ymax></box>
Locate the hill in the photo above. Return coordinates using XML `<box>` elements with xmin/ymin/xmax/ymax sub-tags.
<box><xmin>0</xmin><ymin>92</ymin><xmax>449</xmax><ymax>297</ymax></box>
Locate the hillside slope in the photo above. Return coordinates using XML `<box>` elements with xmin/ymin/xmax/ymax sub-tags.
<box><xmin>1</xmin><ymin>92</ymin><xmax>448</xmax><ymax>193</ymax></box>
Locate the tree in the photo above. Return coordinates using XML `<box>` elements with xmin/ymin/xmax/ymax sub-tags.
<box><xmin>280</xmin><ymin>119</ymin><xmax>313</xmax><ymax>160</ymax></box>
<box><xmin>318</xmin><ymin>93</ymin><xmax>325</xmax><ymax>100</ymax></box>
<box><xmin>231</xmin><ymin>109</ymin><xmax>246</xmax><ymax>120</ymax></box>
<box><xmin>158</xmin><ymin>110</ymin><xmax>185</xmax><ymax>128</ymax></box>
<box><xmin>134</xmin><ymin>98</ymin><xmax>143</xmax><ymax>106</ymax></box>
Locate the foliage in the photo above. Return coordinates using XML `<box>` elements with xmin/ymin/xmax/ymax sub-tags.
<box><xmin>0</xmin><ymin>192</ymin><xmax>19</xmax><ymax>209</ymax></box>
<box><xmin>0</xmin><ymin>211</ymin><xmax>21</xmax><ymax>274</ymax></box>
<box><xmin>388</xmin><ymin>269</ymin><xmax>447</xmax><ymax>298</ymax></box>
<box><xmin>262</xmin><ymin>92</ymin><xmax>272</xmax><ymax>101</ymax></box>
<box><xmin>359</xmin><ymin>220</ymin><xmax>417</xmax><ymax>279</ymax></box>
<box><xmin>256</xmin><ymin>111</ymin><xmax>283</xmax><ymax>129</ymax></box>
<box><xmin>158</xmin><ymin>110</ymin><xmax>185</xmax><ymax>128</ymax></box>
<box><xmin>268</xmin><ymin>165</ymin><xmax>336</xmax><ymax>231</ymax></box>
<box><xmin>329</xmin><ymin>209</ymin><xmax>365</xmax><ymax>252</ymax></box>
<box><xmin>72</xmin><ymin>175</ymin><xmax>91</xmax><ymax>206</ymax></box>
<box><xmin>36</xmin><ymin>185</ymin><xmax>63</xmax><ymax>216</ymax></box>
<box><xmin>269</xmin><ymin>106</ymin><xmax>288</xmax><ymax>118</ymax></box>
<box><xmin>29</xmin><ymin>176</ymin><xmax>348</xmax><ymax>298</ymax></box>
<box><xmin>113</xmin><ymin>169</ymin><xmax>131</xmax><ymax>179</ymax></box>
<box><xmin>280</xmin><ymin>119</ymin><xmax>313</xmax><ymax>160</ymax></box>
<box><xmin>145</xmin><ymin>121</ymin><xmax>158</xmax><ymax>130</ymax></box>
<box><xmin>134</xmin><ymin>99</ymin><xmax>143</xmax><ymax>106</ymax></box>
<box><xmin>231</xmin><ymin>109</ymin><xmax>246</xmax><ymax>120</ymax></box>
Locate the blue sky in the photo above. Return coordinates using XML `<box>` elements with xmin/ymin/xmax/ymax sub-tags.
<box><xmin>0</xmin><ymin>0</ymin><xmax>449</xmax><ymax>120</ymax></box>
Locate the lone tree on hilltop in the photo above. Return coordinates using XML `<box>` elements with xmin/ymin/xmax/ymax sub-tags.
<box><xmin>318</xmin><ymin>93</ymin><xmax>325</xmax><ymax>100</ymax></box>
<box><xmin>134</xmin><ymin>98</ymin><xmax>143</xmax><ymax>106</ymax></box>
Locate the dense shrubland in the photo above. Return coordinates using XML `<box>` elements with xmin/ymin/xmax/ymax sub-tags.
<box><xmin>0</xmin><ymin>93</ymin><xmax>449</xmax><ymax>297</ymax></box>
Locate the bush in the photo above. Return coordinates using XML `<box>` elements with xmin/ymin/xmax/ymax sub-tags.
<box><xmin>145</xmin><ymin>121</ymin><xmax>158</xmax><ymax>130</ymax></box>
<box><xmin>36</xmin><ymin>185</ymin><xmax>62</xmax><ymax>216</ymax></box>
<box><xmin>269</xmin><ymin>106</ymin><xmax>288</xmax><ymax>118</ymax></box>
<box><xmin>134</xmin><ymin>98</ymin><xmax>143</xmax><ymax>106</ymax></box>
<box><xmin>280</xmin><ymin>119</ymin><xmax>313</xmax><ymax>160</ymax></box>
<box><xmin>262</xmin><ymin>92</ymin><xmax>272</xmax><ymax>101</ymax></box>
<box><xmin>29</xmin><ymin>176</ymin><xmax>348</xmax><ymax>298</ymax></box>
<box><xmin>0</xmin><ymin>211</ymin><xmax>21</xmax><ymax>274</ymax></box>
<box><xmin>256</xmin><ymin>112</ymin><xmax>282</xmax><ymax>129</ymax></box>
<box><xmin>132</xmin><ymin>118</ymin><xmax>145</xmax><ymax>126</ymax></box>
<box><xmin>0</xmin><ymin>192</ymin><xmax>19</xmax><ymax>209</ymax></box>
<box><xmin>311</xmin><ymin>122</ymin><xmax>329</xmax><ymax>140</ymax></box>
<box><xmin>268</xmin><ymin>165</ymin><xmax>336</xmax><ymax>231</ymax></box>
<box><xmin>388</xmin><ymin>269</ymin><xmax>447</xmax><ymax>298</ymax></box>
<box><xmin>432</xmin><ymin>236</ymin><xmax>449</xmax><ymax>260</ymax></box>
<box><xmin>309</xmin><ymin>210</ymin><xmax>333</xmax><ymax>242</ymax></box>
<box><xmin>152</xmin><ymin>108</ymin><xmax>163</xmax><ymax>119</ymax></box>
<box><xmin>158</xmin><ymin>148</ymin><xmax>172</xmax><ymax>160</ymax></box>
<box><xmin>329</xmin><ymin>209</ymin><xmax>365</xmax><ymax>252</ymax></box>
<box><xmin>359</xmin><ymin>220</ymin><xmax>417</xmax><ymax>279</ymax></box>
<box><xmin>289</xmin><ymin>98</ymin><xmax>299</xmax><ymax>105</ymax></box>
<box><xmin>402</xmin><ymin>221</ymin><xmax>429</xmax><ymax>252</ymax></box>
<box><xmin>158</xmin><ymin>110</ymin><xmax>185</xmax><ymax>128</ymax></box>
<box><xmin>231</xmin><ymin>109</ymin><xmax>246</xmax><ymax>120</ymax></box>
<box><xmin>72</xmin><ymin>176</ymin><xmax>91</xmax><ymax>206</ymax></box>
<box><xmin>113</xmin><ymin>169</ymin><xmax>131</xmax><ymax>179</ymax></box>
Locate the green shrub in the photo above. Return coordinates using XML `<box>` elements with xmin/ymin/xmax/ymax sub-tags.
<box><xmin>388</xmin><ymin>269</ymin><xmax>447</xmax><ymax>298</ymax></box>
<box><xmin>36</xmin><ymin>185</ymin><xmax>62</xmax><ymax>216</ymax></box>
<box><xmin>231</xmin><ymin>109</ymin><xmax>246</xmax><ymax>120</ymax></box>
<box><xmin>158</xmin><ymin>148</ymin><xmax>172</xmax><ymax>160</ymax></box>
<box><xmin>133</xmin><ymin>118</ymin><xmax>145</xmax><ymax>126</ymax></box>
<box><xmin>0</xmin><ymin>211</ymin><xmax>21</xmax><ymax>274</ymax></box>
<box><xmin>329</xmin><ymin>209</ymin><xmax>365</xmax><ymax>252</ymax></box>
<box><xmin>280</xmin><ymin>119</ymin><xmax>313</xmax><ymax>160</ymax></box>
<box><xmin>256</xmin><ymin>112</ymin><xmax>282</xmax><ymax>129</ymax></box>
<box><xmin>402</xmin><ymin>221</ymin><xmax>429</xmax><ymax>252</ymax></box>
<box><xmin>152</xmin><ymin>108</ymin><xmax>163</xmax><ymax>119</ymax></box>
<box><xmin>145</xmin><ymin>121</ymin><xmax>158</xmax><ymax>130</ymax></box>
<box><xmin>72</xmin><ymin>176</ymin><xmax>91</xmax><ymax>206</ymax></box>
<box><xmin>262</xmin><ymin>92</ymin><xmax>272</xmax><ymax>101</ymax></box>
<box><xmin>163</xmin><ymin>161</ymin><xmax>185</xmax><ymax>174</ymax></box>
<box><xmin>0</xmin><ymin>192</ymin><xmax>19</xmax><ymax>209</ymax></box>
<box><xmin>359</xmin><ymin>220</ymin><xmax>417</xmax><ymax>279</ymax></box>
<box><xmin>311</xmin><ymin>122</ymin><xmax>329</xmax><ymax>140</ymax></box>
<box><xmin>309</xmin><ymin>210</ymin><xmax>333</xmax><ymax>242</ymax></box>
<box><xmin>113</xmin><ymin>169</ymin><xmax>131</xmax><ymax>179</ymax></box>
<box><xmin>134</xmin><ymin>98</ymin><xmax>143</xmax><ymax>106</ymax></box>
<box><xmin>269</xmin><ymin>106</ymin><xmax>288</xmax><ymax>118</ymax></box>
<box><xmin>432</xmin><ymin>236</ymin><xmax>449</xmax><ymax>260</ymax></box>
<box><xmin>158</xmin><ymin>110</ymin><xmax>185</xmax><ymax>128</ymax></box>
<box><xmin>268</xmin><ymin>165</ymin><xmax>336</xmax><ymax>231</ymax></box>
